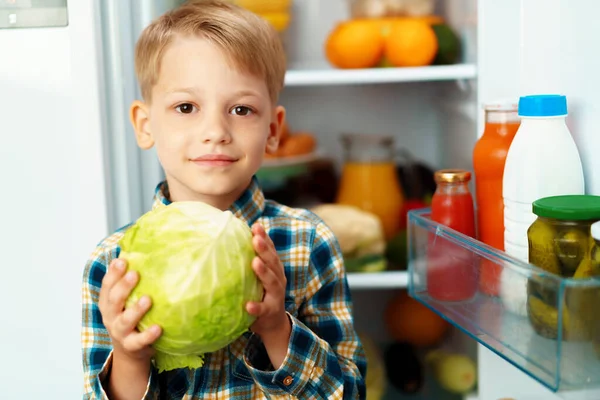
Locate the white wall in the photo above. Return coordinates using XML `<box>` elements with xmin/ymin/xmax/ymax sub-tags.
<box><xmin>0</xmin><ymin>1</ymin><xmax>109</xmax><ymax>398</ymax></box>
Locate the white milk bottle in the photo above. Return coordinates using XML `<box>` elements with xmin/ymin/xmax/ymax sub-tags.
<box><xmin>500</xmin><ymin>94</ymin><xmax>584</xmax><ymax>316</ymax></box>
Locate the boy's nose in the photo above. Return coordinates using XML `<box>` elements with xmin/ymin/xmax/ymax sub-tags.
<box><xmin>203</xmin><ymin>130</ymin><xmax>231</xmax><ymax>144</ymax></box>
<box><xmin>201</xmin><ymin>116</ymin><xmax>231</xmax><ymax>144</ymax></box>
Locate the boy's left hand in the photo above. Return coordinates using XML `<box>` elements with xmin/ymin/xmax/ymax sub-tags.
<box><xmin>246</xmin><ymin>223</ymin><xmax>290</xmax><ymax>338</ymax></box>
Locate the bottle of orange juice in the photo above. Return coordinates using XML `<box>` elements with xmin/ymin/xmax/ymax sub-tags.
<box><xmin>336</xmin><ymin>134</ymin><xmax>404</xmax><ymax>240</ymax></box>
<box><xmin>473</xmin><ymin>101</ymin><xmax>520</xmax><ymax>296</ymax></box>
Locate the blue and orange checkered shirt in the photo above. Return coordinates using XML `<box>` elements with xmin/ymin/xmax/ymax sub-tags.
<box><xmin>81</xmin><ymin>177</ymin><xmax>367</xmax><ymax>399</ymax></box>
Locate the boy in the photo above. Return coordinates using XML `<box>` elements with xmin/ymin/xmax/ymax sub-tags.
<box><xmin>81</xmin><ymin>1</ymin><xmax>366</xmax><ymax>399</ymax></box>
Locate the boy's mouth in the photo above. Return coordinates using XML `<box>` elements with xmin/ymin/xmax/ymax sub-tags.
<box><xmin>191</xmin><ymin>154</ymin><xmax>238</xmax><ymax>167</ymax></box>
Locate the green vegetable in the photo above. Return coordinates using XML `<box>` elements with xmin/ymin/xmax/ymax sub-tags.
<box><xmin>119</xmin><ymin>202</ymin><xmax>263</xmax><ymax>373</ymax></box>
<box><xmin>344</xmin><ymin>254</ymin><xmax>387</xmax><ymax>273</ymax></box>
<box><xmin>432</xmin><ymin>24</ymin><xmax>462</xmax><ymax>65</ymax></box>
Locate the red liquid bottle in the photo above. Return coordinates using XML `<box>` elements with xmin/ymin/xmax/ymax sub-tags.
<box><xmin>427</xmin><ymin>170</ymin><xmax>477</xmax><ymax>302</ymax></box>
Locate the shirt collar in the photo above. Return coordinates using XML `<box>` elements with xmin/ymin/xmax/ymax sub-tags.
<box><xmin>151</xmin><ymin>176</ymin><xmax>265</xmax><ymax>227</ymax></box>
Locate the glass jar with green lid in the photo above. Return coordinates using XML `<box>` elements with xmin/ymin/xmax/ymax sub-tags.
<box><xmin>589</xmin><ymin>221</ymin><xmax>600</xmax><ymax>356</ymax></box>
<box><xmin>528</xmin><ymin>195</ymin><xmax>600</xmax><ymax>276</ymax></box>
<box><xmin>526</xmin><ymin>195</ymin><xmax>600</xmax><ymax>341</ymax></box>
<box><xmin>591</xmin><ymin>221</ymin><xmax>600</xmax><ymax>265</ymax></box>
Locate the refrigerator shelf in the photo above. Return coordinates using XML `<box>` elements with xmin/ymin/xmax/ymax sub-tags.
<box><xmin>407</xmin><ymin>209</ymin><xmax>600</xmax><ymax>393</ymax></box>
<box><xmin>284</xmin><ymin>62</ymin><xmax>477</xmax><ymax>87</ymax></box>
<box><xmin>347</xmin><ymin>271</ymin><xmax>408</xmax><ymax>290</ymax></box>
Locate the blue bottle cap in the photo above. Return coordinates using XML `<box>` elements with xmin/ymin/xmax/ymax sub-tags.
<box><xmin>518</xmin><ymin>94</ymin><xmax>567</xmax><ymax>117</ymax></box>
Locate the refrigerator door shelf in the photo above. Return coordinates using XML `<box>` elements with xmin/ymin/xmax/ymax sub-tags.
<box><xmin>406</xmin><ymin>208</ymin><xmax>600</xmax><ymax>394</ymax></box>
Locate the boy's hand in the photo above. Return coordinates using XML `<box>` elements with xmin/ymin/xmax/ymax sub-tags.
<box><xmin>98</xmin><ymin>259</ymin><xmax>162</xmax><ymax>362</ymax></box>
<box><xmin>246</xmin><ymin>224</ymin><xmax>290</xmax><ymax>338</ymax></box>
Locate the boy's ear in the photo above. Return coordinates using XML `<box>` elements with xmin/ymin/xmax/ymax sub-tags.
<box><xmin>266</xmin><ymin>105</ymin><xmax>286</xmax><ymax>154</ymax></box>
<box><xmin>130</xmin><ymin>100</ymin><xmax>154</xmax><ymax>150</ymax></box>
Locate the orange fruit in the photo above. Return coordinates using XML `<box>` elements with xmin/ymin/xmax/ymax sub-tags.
<box><xmin>325</xmin><ymin>20</ymin><xmax>385</xmax><ymax>69</ymax></box>
<box><xmin>385</xmin><ymin>291</ymin><xmax>450</xmax><ymax>348</ymax></box>
<box><xmin>413</xmin><ymin>15</ymin><xmax>445</xmax><ymax>25</ymax></box>
<box><xmin>278</xmin><ymin>132</ymin><xmax>317</xmax><ymax>157</ymax></box>
<box><xmin>384</xmin><ymin>19</ymin><xmax>438</xmax><ymax>67</ymax></box>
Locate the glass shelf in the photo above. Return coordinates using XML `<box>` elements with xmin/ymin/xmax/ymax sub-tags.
<box><xmin>284</xmin><ymin>63</ymin><xmax>477</xmax><ymax>87</ymax></box>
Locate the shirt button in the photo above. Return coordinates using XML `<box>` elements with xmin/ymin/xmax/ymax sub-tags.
<box><xmin>283</xmin><ymin>376</ymin><xmax>293</xmax><ymax>386</ymax></box>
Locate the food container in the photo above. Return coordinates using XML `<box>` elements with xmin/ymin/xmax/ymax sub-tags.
<box><xmin>347</xmin><ymin>0</ymin><xmax>436</xmax><ymax>19</ymax></box>
<box><xmin>231</xmin><ymin>0</ymin><xmax>293</xmax><ymax>40</ymax></box>
<box><xmin>589</xmin><ymin>220</ymin><xmax>600</xmax><ymax>357</ymax></box>
<box><xmin>526</xmin><ymin>195</ymin><xmax>600</xmax><ymax>342</ymax></box>
<box><xmin>336</xmin><ymin>133</ymin><xmax>404</xmax><ymax>240</ymax></box>
<box><xmin>427</xmin><ymin>169</ymin><xmax>476</xmax><ymax>302</ymax></box>
<box><xmin>591</xmin><ymin>220</ymin><xmax>600</xmax><ymax>267</ymax></box>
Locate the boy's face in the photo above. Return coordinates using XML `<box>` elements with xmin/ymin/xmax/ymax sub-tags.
<box><xmin>130</xmin><ymin>35</ymin><xmax>285</xmax><ymax>207</ymax></box>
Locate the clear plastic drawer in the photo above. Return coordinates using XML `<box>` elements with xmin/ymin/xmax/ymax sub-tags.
<box><xmin>407</xmin><ymin>209</ymin><xmax>600</xmax><ymax>392</ymax></box>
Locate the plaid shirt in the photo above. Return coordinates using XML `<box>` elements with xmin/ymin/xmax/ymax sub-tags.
<box><xmin>81</xmin><ymin>177</ymin><xmax>367</xmax><ymax>399</ymax></box>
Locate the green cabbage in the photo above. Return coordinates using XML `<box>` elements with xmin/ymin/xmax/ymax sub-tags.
<box><xmin>119</xmin><ymin>201</ymin><xmax>263</xmax><ymax>373</ymax></box>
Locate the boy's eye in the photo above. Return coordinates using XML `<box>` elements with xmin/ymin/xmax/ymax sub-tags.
<box><xmin>230</xmin><ymin>106</ymin><xmax>253</xmax><ymax>116</ymax></box>
<box><xmin>175</xmin><ymin>103</ymin><xmax>197</xmax><ymax>114</ymax></box>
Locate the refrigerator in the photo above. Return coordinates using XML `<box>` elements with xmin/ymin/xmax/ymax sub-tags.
<box><xmin>3</xmin><ymin>0</ymin><xmax>600</xmax><ymax>398</ymax></box>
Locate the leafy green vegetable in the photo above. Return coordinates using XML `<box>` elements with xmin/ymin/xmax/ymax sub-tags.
<box><xmin>119</xmin><ymin>201</ymin><xmax>263</xmax><ymax>373</ymax></box>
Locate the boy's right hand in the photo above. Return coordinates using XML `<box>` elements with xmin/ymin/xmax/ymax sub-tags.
<box><xmin>99</xmin><ymin>258</ymin><xmax>162</xmax><ymax>362</ymax></box>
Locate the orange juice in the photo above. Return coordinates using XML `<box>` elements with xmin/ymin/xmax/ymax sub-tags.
<box><xmin>474</xmin><ymin>121</ymin><xmax>520</xmax><ymax>249</ymax></box>
<box><xmin>473</xmin><ymin>102</ymin><xmax>520</xmax><ymax>296</ymax></box>
<box><xmin>336</xmin><ymin>162</ymin><xmax>404</xmax><ymax>240</ymax></box>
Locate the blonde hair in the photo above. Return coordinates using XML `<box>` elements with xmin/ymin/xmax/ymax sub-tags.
<box><xmin>134</xmin><ymin>0</ymin><xmax>286</xmax><ymax>102</ymax></box>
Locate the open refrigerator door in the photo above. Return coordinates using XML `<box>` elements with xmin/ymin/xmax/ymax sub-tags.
<box><xmin>472</xmin><ymin>0</ymin><xmax>600</xmax><ymax>399</ymax></box>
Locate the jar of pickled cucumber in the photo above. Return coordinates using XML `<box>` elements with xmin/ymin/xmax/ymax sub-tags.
<box><xmin>591</xmin><ymin>221</ymin><xmax>600</xmax><ymax>267</ymax></box>
<box><xmin>526</xmin><ymin>195</ymin><xmax>600</xmax><ymax>341</ymax></box>
<box><xmin>590</xmin><ymin>221</ymin><xmax>600</xmax><ymax>356</ymax></box>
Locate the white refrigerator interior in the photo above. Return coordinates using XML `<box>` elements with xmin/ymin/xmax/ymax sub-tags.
<box><xmin>2</xmin><ymin>0</ymin><xmax>600</xmax><ymax>398</ymax></box>
<box><xmin>0</xmin><ymin>0</ymin><xmax>108</xmax><ymax>398</ymax></box>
